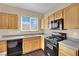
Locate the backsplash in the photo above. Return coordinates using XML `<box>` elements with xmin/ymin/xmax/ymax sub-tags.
<box><xmin>43</xmin><ymin>29</ymin><xmax>79</xmax><ymax>39</ymax></box>
<box><xmin>0</xmin><ymin>29</ymin><xmax>79</xmax><ymax>39</ymax></box>
<box><xmin>0</xmin><ymin>29</ymin><xmax>43</xmax><ymax>35</ymax></box>
<box><xmin>67</xmin><ymin>29</ymin><xmax>79</xmax><ymax>39</ymax></box>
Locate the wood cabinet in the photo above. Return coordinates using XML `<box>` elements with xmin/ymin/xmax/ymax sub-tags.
<box><xmin>59</xmin><ymin>43</ymin><xmax>78</xmax><ymax>56</ymax></box>
<box><xmin>64</xmin><ymin>4</ymin><xmax>79</xmax><ymax>29</ymax></box>
<box><xmin>0</xmin><ymin>13</ymin><xmax>8</xmax><ymax>29</ymax></box>
<box><xmin>41</xmin><ymin>36</ymin><xmax>44</xmax><ymax>50</ymax></box>
<box><xmin>8</xmin><ymin>14</ymin><xmax>18</xmax><ymax>29</ymax></box>
<box><xmin>41</xmin><ymin>4</ymin><xmax>79</xmax><ymax>29</ymax></box>
<box><xmin>54</xmin><ymin>10</ymin><xmax>63</xmax><ymax>20</ymax></box>
<box><xmin>41</xmin><ymin>18</ymin><xmax>45</xmax><ymax>29</ymax></box>
<box><xmin>0</xmin><ymin>40</ymin><xmax>7</xmax><ymax>53</ymax></box>
<box><xmin>0</xmin><ymin>12</ymin><xmax>18</xmax><ymax>29</ymax></box>
<box><xmin>41</xmin><ymin>16</ymin><xmax>48</xmax><ymax>29</ymax></box>
<box><xmin>48</xmin><ymin>14</ymin><xmax>55</xmax><ymax>21</ymax></box>
<box><xmin>31</xmin><ymin>36</ymin><xmax>41</xmax><ymax>51</ymax></box>
<box><xmin>22</xmin><ymin>36</ymin><xmax>41</xmax><ymax>54</ymax></box>
<box><xmin>22</xmin><ymin>38</ymin><xmax>31</xmax><ymax>54</ymax></box>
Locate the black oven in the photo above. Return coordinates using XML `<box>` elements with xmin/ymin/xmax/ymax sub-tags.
<box><xmin>44</xmin><ymin>32</ymin><xmax>66</xmax><ymax>56</ymax></box>
<box><xmin>44</xmin><ymin>39</ymin><xmax>57</xmax><ymax>56</ymax></box>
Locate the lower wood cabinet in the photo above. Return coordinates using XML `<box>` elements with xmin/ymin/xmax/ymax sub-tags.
<box><xmin>0</xmin><ymin>40</ymin><xmax>7</xmax><ymax>53</ymax></box>
<box><xmin>22</xmin><ymin>36</ymin><xmax>41</xmax><ymax>54</ymax></box>
<box><xmin>59</xmin><ymin>43</ymin><xmax>78</xmax><ymax>56</ymax></box>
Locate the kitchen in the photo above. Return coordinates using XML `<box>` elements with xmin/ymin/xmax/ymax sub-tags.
<box><xmin>0</xmin><ymin>3</ymin><xmax>79</xmax><ymax>56</ymax></box>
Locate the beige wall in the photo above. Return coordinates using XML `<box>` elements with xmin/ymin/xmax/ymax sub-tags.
<box><xmin>0</xmin><ymin>4</ymin><xmax>43</xmax><ymax>34</ymax></box>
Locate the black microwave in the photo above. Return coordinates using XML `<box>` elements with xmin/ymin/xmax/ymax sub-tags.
<box><xmin>48</xmin><ymin>19</ymin><xmax>64</xmax><ymax>30</ymax></box>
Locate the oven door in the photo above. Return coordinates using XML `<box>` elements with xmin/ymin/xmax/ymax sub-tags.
<box><xmin>44</xmin><ymin>40</ymin><xmax>57</xmax><ymax>56</ymax></box>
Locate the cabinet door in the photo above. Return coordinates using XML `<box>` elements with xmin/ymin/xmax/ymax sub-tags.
<box><xmin>31</xmin><ymin>37</ymin><xmax>41</xmax><ymax>51</ymax></box>
<box><xmin>59</xmin><ymin>43</ymin><xmax>78</xmax><ymax>56</ymax></box>
<box><xmin>0</xmin><ymin>13</ymin><xmax>8</xmax><ymax>29</ymax></box>
<box><xmin>0</xmin><ymin>40</ymin><xmax>7</xmax><ymax>53</ymax></box>
<box><xmin>8</xmin><ymin>14</ymin><xmax>18</xmax><ymax>29</ymax></box>
<box><xmin>22</xmin><ymin>39</ymin><xmax>31</xmax><ymax>54</ymax></box>
<box><xmin>22</xmin><ymin>36</ymin><xmax>41</xmax><ymax>54</ymax></box>
<box><xmin>41</xmin><ymin>16</ymin><xmax>48</xmax><ymax>29</ymax></box>
<box><xmin>54</xmin><ymin>10</ymin><xmax>63</xmax><ymax>20</ymax></box>
<box><xmin>44</xmin><ymin>16</ymin><xmax>49</xmax><ymax>29</ymax></box>
<box><xmin>41</xmin><ymin>18</ymin><xmax>45</xmax><ymax>29</ymax></box>
<box><xmin>64</xmin><ymin>4</ymin><xmax>79</xmax><ymax>29</ymax></box>
<box><xmin>48</xmin><ymin>14</ymin><xmax>55</xmax><ymax>21</ymax></box>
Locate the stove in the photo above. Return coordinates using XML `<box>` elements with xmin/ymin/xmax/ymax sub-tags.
<box><xmin>44</xmin><ymin>32</ymin><xmax>66</xmax><ymax>56</ymax></box>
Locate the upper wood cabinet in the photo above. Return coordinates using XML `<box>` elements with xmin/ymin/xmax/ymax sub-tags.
<box><xmin>64</xmin><ymin>4</ymin><xmax>79</xmax><ymax>29</ymax></box>
<box><xmin>54</xmin><ymin>10</ymin><xmax>63</xmax><ymax>20</ymax></box>
<box><xmin>0</xmin><ymin>12</ymin><xmax>18</xmax><ymax>29</ymax></box>
<box><xmin>41</xmin><ymin>4</ymin><xmax>79</xmax><ymax>29</ymax></box>
<box><xmin>41</xmin><ymin>16</ymin><xmax>49</xmax><ymax>29</ymax></box>
<box><xmin>8</xmin><ymin>14</ymin><xmax>18</xmax><ymax>29</ymax></box>
<box><xmin>48</xmin><ymin>14</ymin><xmax>55</xmax><ymax>21</ymax></box>
<box><xmin>0</xmin><ymin>13</ymin><xmax>8</xmax><ymax>29</ymax></box>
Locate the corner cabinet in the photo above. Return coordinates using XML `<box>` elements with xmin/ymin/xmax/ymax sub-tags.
<box><xmin>59</xmin><ymin>43</ymin><xmax>78</xmax><ymax>56</ymax></box>
<box><xmin>22</xmin><ymin>36</ymin><xmax>41</xmax><ymax>54</ymax></box>
<box><xmin>0</xmin><ymin>12</ymin><xmax>18</xmax><ymax>29</ymax></box>
<box><xmin>64</xmin><ymin>4</ymin><xmax>79</xmax><ymax>29</ymax></box>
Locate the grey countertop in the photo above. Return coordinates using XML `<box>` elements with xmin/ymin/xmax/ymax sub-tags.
<box><xmin>2</xmin><ymin>33</ymin><xmax>44</xmax><ymax>37</ymax></box>
<box><xmin>59</xmin><ymin>38</ymin><xmax>79</xmax><ymax>50</ymax></box>
<box><xmin>0</xmin><ymin>32</ymin><xmax>44</xmax><ymax>40</ymax></box>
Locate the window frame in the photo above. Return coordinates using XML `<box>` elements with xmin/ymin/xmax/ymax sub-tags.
<box><xmin>20</xmin><ymin>16</ymin><xmax>38</xmax><ymax>31</ymax></box>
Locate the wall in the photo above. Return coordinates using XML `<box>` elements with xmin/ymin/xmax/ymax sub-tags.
<box><xmin>0</xmin><ymin>4</ymin><xmax>43</xmax><ymax>35</ymax></box>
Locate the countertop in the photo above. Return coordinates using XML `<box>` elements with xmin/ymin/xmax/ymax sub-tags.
<box><xmin>59</xmin><ymin>38</ymin><xmax>79</xmax><ymax>50</ymax></box>
<box><xmin>0</xmin><ymin>32</ymin><xmax>44</xmax><ymax>40</ymax></box>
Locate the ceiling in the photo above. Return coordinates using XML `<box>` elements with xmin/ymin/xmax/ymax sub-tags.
<box><xmin>3</xmin><ymin>3</ymin><xmax>71</xmax><ymax>14</ymax></box>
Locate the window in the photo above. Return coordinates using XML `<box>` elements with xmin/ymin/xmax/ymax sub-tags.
<box><xmin>21</xmin><ymin>16</ymin><xmax>38</xmax><ymax>31</ymax></box>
